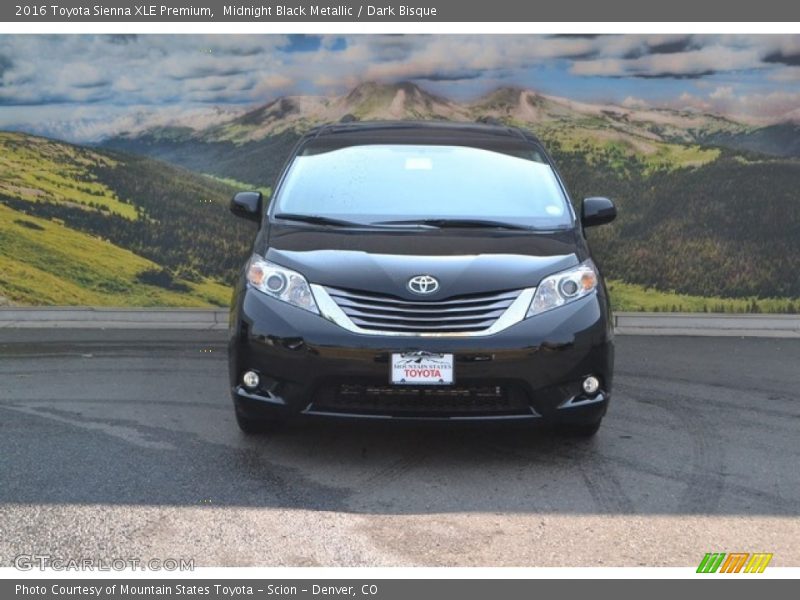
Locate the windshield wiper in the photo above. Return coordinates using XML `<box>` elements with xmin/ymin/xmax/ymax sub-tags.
<box><xmin>373</xmin><ymin>218</ymin><xmax>531</xmax><ymax>230</ymax></box>
<box><xmin>273</xmin><ymin>213</ymin><xmax>364</xmax><ymax>228</ymax></box>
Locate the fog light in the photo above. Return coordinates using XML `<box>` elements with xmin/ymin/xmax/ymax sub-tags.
<box><xmin>582</xmin><ymin>376</ymin><xmax>600</xmax><ymax>395</ymax></box>
<box><xmin>242</xmin><ymin>370</ymin><xmax>260</xmax><ymax>389</ymax></box>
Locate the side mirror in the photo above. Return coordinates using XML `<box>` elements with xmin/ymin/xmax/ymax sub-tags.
<box><xmin>581</xmin><ymin>197</ymin><xmax>616</xmax><ymax>228</ymax></box>
<box><xmin>230</xmin><ymin>191</ymin><xmax>263</xmax><ymax>222</ymax></box>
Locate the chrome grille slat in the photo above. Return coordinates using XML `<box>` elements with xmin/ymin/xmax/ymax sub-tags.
<box><xmin>349</xmin><ymin>319</ymin><xmax>498</xmax><ymax>332</ymax></box>
<box><xmin>330</xmin><ymin>296</ymin><xmax>515</xmax><ymax>315</ymax></box>
<box><xmin>327</xmin><ymin>288</ymin><xmax>519</xmax><ymax>307</ymax></box>
<box><xmin>324</xmin><ymin>285</ymin><xmax>522</xmax><ymax>334</ymax></box>
<box><xmin>346</xmin><ymin>308</ymin><xmax>506</xmax><ymax>323</ymax></box>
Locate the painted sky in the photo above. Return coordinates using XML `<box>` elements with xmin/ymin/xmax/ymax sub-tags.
<box><xmin>0</xmin><ymin>34</ymin><xmax>799</xmax><ymax>141</ymax></box>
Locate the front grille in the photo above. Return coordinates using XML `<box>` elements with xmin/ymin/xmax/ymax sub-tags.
<box><xmin>309</xmin><ymin>383</ymin><xmax>532</xmax><ymax>417</ymax></box>
<box><xmin>324</xmin><ymin>286</ymin><xmax>520</xmax><ymax>333</ymax></box>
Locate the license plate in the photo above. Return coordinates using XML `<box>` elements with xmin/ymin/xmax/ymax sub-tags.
<box><xmin>391</xmin><ymin>352</ymin><xmax>454</xmax><ymax>385</ymax></box>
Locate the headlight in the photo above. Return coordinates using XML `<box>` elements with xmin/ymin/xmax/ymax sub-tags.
<box><xmin>246</xmin><ymin>255</ymin><xmax>319</xmax><ymax>314</ymax></box>
<box><xmin>527</xmin><ymin>260</ymin><xmax>598</xmax><ymax>317</ymax></box>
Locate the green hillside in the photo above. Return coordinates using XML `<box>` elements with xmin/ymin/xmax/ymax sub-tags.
<box><xmin>555</xmin><ymin>147</ymin><xmax>800</xmax><ymax>300</ymax></box>
<box><xmin>607</xmin><ymin>279</ymin><xmax>797</xmax><ymax>314</ymax></box>
<box><xmin>0</xmin><ymin>132</ymin><xmax>251</xmax><ymax>307</ymax></box>
<box><xmin>535</xmin><ymin>124</ymin><xmax>721</xmax><ymax>175</ymax></box>
<box><xmin>0</xmin><ymin>134</ymin><xmax>137</xmax><ymax>219</ymax></box>
<box><xmin>0</xmin><ymin>203</ymin><xmax>228</xmax><ymax>306</ymax></box>
<box><xmin>702</xmin><ymin>122</ymin><xmax>800</xmax><ymax>158</ymax></box>
<box><xmin>105</xmin><ymin>129</ymin><xmax>301</xmax><ymax>191</ymax></box>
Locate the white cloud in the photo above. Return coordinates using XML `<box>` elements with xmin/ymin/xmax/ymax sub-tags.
<box><xmin>570</xmin><ymin>46</ymin><xmax>764</xmax><ymax>78</ymax></box>
<box><xmin>0</xmin><ymin>103</ymin><xmax>249</xmax><ymax>141</ymax></box>
<box><xmin>664</xmin><ymin>87</ymin><xmax>800</xmax><ymax>123</ymax></box>
<box><xmin>768</xmin><ymin>66</ymin><xmax>800</xmax><ymax>82</ymax></box>
<box><xmin>621</xmin><ymin>96</ymin><xmax>650</xmax><ymax>108</ymax></box>
<box><xmin>709</xmin><ymin>86</ymin><xmax>734</xmax><ymax>100</ymax></box>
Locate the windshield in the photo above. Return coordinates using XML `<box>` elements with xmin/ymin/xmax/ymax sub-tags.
<box><xmin>274</xmin><ymin>143</ymin><xmax>573</xmax><ymax>228</ymax></box>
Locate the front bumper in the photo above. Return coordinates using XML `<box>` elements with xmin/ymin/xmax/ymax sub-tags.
<box><xmin>229</xmin><ymin>287</ymin><xmax>614</xmax><ymax>423</ymax></box>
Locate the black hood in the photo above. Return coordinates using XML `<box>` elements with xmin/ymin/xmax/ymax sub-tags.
<box><xmin>262</xmin><ymin>224</ymin><xmax>583</xmax><ymax>299</ymax></box>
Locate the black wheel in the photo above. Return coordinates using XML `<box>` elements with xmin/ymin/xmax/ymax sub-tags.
<box><xmin>556</xmin><ymin>419</ymin><xmax>602</xmax><ymax>438</ymax></box>
<box><xmin>235</xmin><ymin>410</ymin><xmax>282</xmax><ymax>434</ymax></box>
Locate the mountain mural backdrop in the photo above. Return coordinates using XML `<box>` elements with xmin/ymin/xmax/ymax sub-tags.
<box><xmin>2</xmin><ymin>82</ymin><xmax>799</xmax><ymax>311</ymax></box>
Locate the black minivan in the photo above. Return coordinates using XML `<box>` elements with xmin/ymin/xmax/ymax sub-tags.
<box><xmin>228</xmin><ymin>121</ymin><xmax>616</xmax><ymax>436</ymax></box>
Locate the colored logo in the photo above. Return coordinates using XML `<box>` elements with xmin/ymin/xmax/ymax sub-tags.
<box><xmin>697</xmin><ymin>552</ymin><xmax>773</xmax><ymax>573</ymax></box>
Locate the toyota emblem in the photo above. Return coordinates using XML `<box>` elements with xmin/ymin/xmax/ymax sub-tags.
<box><xmin>407</xmin><ymin>275</ymin><xmax>440</xmax><ymax>295</ymax></box>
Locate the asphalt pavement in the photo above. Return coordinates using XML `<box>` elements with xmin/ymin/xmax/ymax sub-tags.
<box><xmin>1</xmin><ymin>330</ymin><xmax>798</xmax><ymax>567</ymax></box>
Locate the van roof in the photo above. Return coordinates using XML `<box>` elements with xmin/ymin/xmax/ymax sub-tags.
<box><xmin>303</xmin><ymin>120</ymin><xmax>542</xmax><ymax>148</ymax></box>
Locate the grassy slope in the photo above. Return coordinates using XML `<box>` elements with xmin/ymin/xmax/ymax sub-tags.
<box><xmin>534</xmin><ymin>123</ymin><xmax>721</xmax><ymax>174</ymax></box>
<box><xmin>0</xmin><ymin>132</ymin><xmax>137</xmax><ymax>219</ymax></box>
<box><xmin>0</xmin><ymin>203</ymin><xmax>230</xmax><ymax>306</ymax></box>
<box><xmin>202</xmin><ymin>173</ymin><xmax>271</xmax><ymax>197</ymax></box>
<box><xmin>607</xmin><ymin>279</ymin><xmax>797</xmax><ymax>314</ymax></box>
<box><xmin>0</xmin><ymin>132</ymin><xmax>233</xmax><ymax>307</ymax></box>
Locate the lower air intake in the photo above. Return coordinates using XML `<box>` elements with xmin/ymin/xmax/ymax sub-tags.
<box><xmin>309</xmin><ymin>383</ymin><xmax>533</xmax><ymax>417</ymax></box>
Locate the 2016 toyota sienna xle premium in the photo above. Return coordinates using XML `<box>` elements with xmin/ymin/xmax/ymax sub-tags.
<box><xmin>228</xmin><ymin>121</ymin><xmax>617</xmax><ymax>436</ymax></box>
